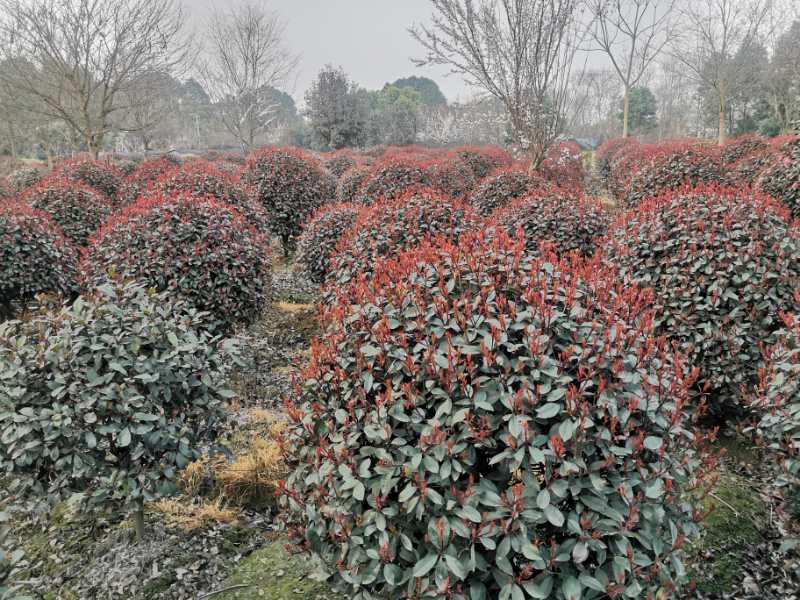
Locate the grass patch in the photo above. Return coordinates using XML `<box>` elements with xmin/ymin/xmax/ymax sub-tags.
<box><xmin>209</xmin><ymin>540</ymin><xmax>344</xmax><ymax>600</ymax></box>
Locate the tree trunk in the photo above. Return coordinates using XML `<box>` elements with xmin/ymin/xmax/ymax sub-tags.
<box><xmin>718</xmin><ymin>82</ymin><xmax>728</xmax><ymax>146</ymax></box>
<box><xmin>133</xmin><ymin>501</ymin><xmax>145</xmax><ymax>542</ymax></box>
<box><xmin>622</xmin><ymin>86</ymin><xmax>631</xmax><ymax>139</ymax></box>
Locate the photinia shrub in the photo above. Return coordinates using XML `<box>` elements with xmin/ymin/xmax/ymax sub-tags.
<box><xmin>0</xmin><ymin>180</ymin><xmax>13</xmax><ymax>201</ymax></box>
<box><xmin>468</xmin><ymin>169</ymin><xmax>548</xmax><ymax>216</ymax></box>
<box><xmin>7</xmin><ymin>167</ymin><xmax>44</xmax><ymax>193</ymax></box>
<box><xmin>538</xmin><ymin>141</ymin><xmax>584</xmax><ymax>190</ymax></box>
<box><xmin>242</xmin><ymin>147</ymin><xmax>330</xmax><ymax>254</ymax></box>
<box><xmin>725</xmin><ymin>152</ymin><xmax>775</xmax><ymax>187</ymax></box>
<box><xmin>596</xmin><ymin>138</ymin><xmax>639</xmax><ymax>187</ymax></box>
<box><xmin>427</xmin><ymin>158</ymin><xmax>477</xmax><ymax>199</ymax></box>
<box><xmin>720</xmin><ymin>134</ymin><xmax>769</xmax><ymax>165</ymax></box>
<box><xmin>623</xmin><ymin>145</ymin><xmax>724</xmax><ymax>210</ymax></box>
<box><xmin>80</xmin><ymin>191</ymin><xmax>271</xmax><ymax>332</ymax></box>
<box><xmin>53</xmin><ymin>157</ymin><xmax>123</xmax><ymax>198</ymax></box>
<box><xmin>116</xmin><ymin>157</ymin><xmax>176</xmax><ymax>207</ymax></box>
<box><xmin>757</xmin><ymin>138</ymin><xmax>800</xmax><ymax>218</ymax></box>
<box><xmin>493</xmin><ymin>189</ymin><xmax>610</xmax><ymax>257</ymax></box>
<box><xmin>325</xmin><ymin>151</ymin><xmax>360</xmax><ymax>180</ymax></box>
<box><xmin>604</xmin><ymin>184</ymin><xmax>800</xmax><ymax>411</ymax></box>
<box><xmin>331</xmin><ymin>187</ymin><xmax>481</xmax><ymax>283</ymax></box>
<box><xmin>282</xmin><ymin>230</ymin><xmax>715</xmax><ymax>600</ymax></box>
<box><xmin>149</xmin><ymin>160</ymin><xmax>270</xmax><ymax>233</ymax></box>
<box><xmin>357</xmin><ymin>158</ymin><xmax>434</xmax><ymax>205</ymax></box>
<box><xmin>0</xmin><ymin>280</ymin><xmax>237</xmax><ymax>538</ymax></box>
<box><xmin>296</xmin><ymin>203</ymin><xmax>361</xmax><ymax>284</ymax></box>
<box><xmin>337</xmin><ymin>165</ymin><xmax>372</xmax><ymax>204</ymax></box>
<box><xmin>23</xmin><ymin>178</ymin><xmax>114</xmax><ymax>246</ymax></box>
<box><xmin>452</xmin><ymin>145</ymin><xmax>513</xmax><ymax>179</ymax></box>
<box><xmin>0</xmin><ymin>202</ymin><xmax>78</xmax><ymax>318</ymax></box>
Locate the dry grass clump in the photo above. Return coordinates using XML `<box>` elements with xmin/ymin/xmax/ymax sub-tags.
<box><xmin>151</xmin><ymin>497</ymin><xmax>238</xmax><ymax>532</ymax></box>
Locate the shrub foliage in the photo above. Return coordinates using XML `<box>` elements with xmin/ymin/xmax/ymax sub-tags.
<box><xmin>54</xmin><ymin>158</ymin><xmax>123</xmax><ymax>198</ymax></box>
<box><xmin>357</xmin><ymin>158</ymin><xmax>434</xmax><ymax>205</ymax></box>
<box><xmin>468</xmin><ymin>170</ymin><xmax>547</xmax><ymax>216</ymax></box>
<box><xmin>758</xmin><ymin>138</ymin><xmax>800</xmax><ymax>218</ymax></box>
<box><xmin>296</xmin><ymin>203</ymin><xmax>361</xmax><ymax>284</ymax></box>
<box><xmin>283</xmin><ymin>231</ymin><xmax>713</xmax><ymax>600</ymax></box>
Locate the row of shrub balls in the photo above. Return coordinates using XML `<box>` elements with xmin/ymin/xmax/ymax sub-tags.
<box><xmin>2</xmin><ymin>137</ymin><xmax>800</xmax><ymax>599</ymax></box>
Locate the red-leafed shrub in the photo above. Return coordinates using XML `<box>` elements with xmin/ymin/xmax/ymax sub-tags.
<box><xmin>721</xmin><ymin>134</ymin><xmax>769</xmax><ymax>165</ymax></box>
<box><xmin>538</xmin><ymin>140</ymin><xmax>584</xmax><ymax>190</ymax></box>
<box><xmin>427</xmin><ymin>157</ymin><xmax>476</xmax><ymax>199</ymax></box>
<box><xmin>493</xmin><ymin>188</ymin><xmax>610</xmax><ymax>257</ymax></box>
<box><xmin>623</xmin><ymin>145</ymin><xmax>724</xmax><ymax>209</ymax></box>
<box><xmin>331</xmin><ymin>188</ymin><xmax>480</xmax><ymax>283</ymax></box>
<box><xmin>451</xmin><ymin>145</ymin><xmax>513</xmax><ymax>179</ymax></box>
<box><xmin>757</xmin><ymin>137</ymin><xmax>800</xmax><ymax>218</ymax></box>
<box><xmin>296</xmin><ymin>203</ymin><xmax>361</xmax><ymax>284</ymax></box>
<box><xmin>336</xmin><ymin>165</ymin><xmax>372</xmax><ymax>204</ymax></box>
<box><xmin>324</xmin><ymin>151</ymin><xmax>359</xmax><ymax>180</ymax></box>
<box><xmin>283</xmin><ymin>229</ymin><xmax>714</xmax><ymax>600</ymax></box>
<box><xmin>357</xmin><ymin>157</ymin><xmax>433</xmax><ymax>205</ymax></box>
<box><xmin>596</xmin><ymin>138</ymin><xmax>639</xmax><ymax>185</ymax></box>
<box><xmin>604</xmin><ymin>184</ymin><xmax>800</xmax><ymax>411</ymax></box>
<box><xmin>149</xmin><ymin>160</ymin><xmax>269</xmax><ymax>233</ymax></box>
<box><xmin>0</xmin><ymin>179</ymin><xmax>13</xmax><ymax>201</ymax></box>
<box><xmin>117</xmin><ymin>157</ymin><xmax>184</xmax><ymax>207</ymax></box>
<box><xmin>468</xmin><ymin>169</ymin><xmax>548</xmax><ymax>216</ymax></box>
<box><xmin>725</xmin><ymin>152</ymin><xmax>775</xmax><ymax>186</ymax></box>
<box><xmin>243</xmin><ymin>147</ymin><xmax>329</xmax><ymax>254</ymax></box>
<box><xmin>80</xmin><ymin>191</ymin><xmax>271</xmax><ymax>331</ymax></box>
<box><xmin>0</xmin><ymin>202</ymin><xmax>78</xmax><ymax>317</ymax></box>
<box><xmin>23</xmin><ymin>179</ymin><xmax>113</xmax><ymax>246</ymax></box>
<box><xmin>53</xmin><ymin>158</ymin><xmax>123</xmax><ymax>198</ymax></box>
<box><xmin>7</xmin><ymin>167</ymin><xmax>45</xmax><ymax>193</ymax></box>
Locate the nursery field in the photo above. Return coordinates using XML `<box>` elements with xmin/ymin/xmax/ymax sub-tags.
<box><xmin>1</xmin><ymin>136</ymin><xmax>800</xmax><ymax>600</ymax></box>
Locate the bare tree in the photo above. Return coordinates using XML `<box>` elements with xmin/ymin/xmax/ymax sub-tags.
<box><xmin>671</xmin><ymin>0</ymin><xmax>771</xmax><ymax>145</ymax></box>
<box><xmin>0</xmin><ymin>0</ymin><xmax>189</xmax><ymax>158</ymax></box>
<box><xmin>201</xmin><ymin>2</ymin><xmax>299</xmax><ymax>152</ymax></box>
<box><xmin>411</xmin><ymin>0</ymin><xmax>585</xmax><ymax>169</ymax></box>
<box><xmin>587</xmin><ymin>0</ymin><xmax>677</xmax><ymax>138</ymax></box>
<box><xmin>566</xmin><ymin>68</ymin><xmax>620</xmax><ymax>140</ymax></box>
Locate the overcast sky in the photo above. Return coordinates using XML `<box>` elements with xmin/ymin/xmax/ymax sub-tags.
<box><xmin>194</xmin><ymin>0</ymin><xmax>475</xmax><ymax>105</ymax></box>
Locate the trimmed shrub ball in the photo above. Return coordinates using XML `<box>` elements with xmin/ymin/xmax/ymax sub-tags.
<box><xmin>80</xmin><ymin>191</ymin><xmax>271</xmax><ymax>332</ymax></box>
<box><xmin>336</xmin><ymin>165</ymin><xmax>372</xmax><ymax>204</ymax></box>
<box><xmin>150</xmin><ymin>160</ymin><xmax>270</xmax><ymax>233</ymax></box>
<box><xmin>243</xmin><ymin>147</ymin><xmax>330</xmax><ymax>254</ymax></box>
<box><xmin>623</xmin><ymin>145</ymin><xmax>724</xmax><ymax>209</ymax></box>
<box><xmin>427</xmin><ymin>157</ymin><xmax>476</xmax><ymax>199</ymax></box>
<box><xmin>282</xmin><ymin>229</ymin><xmax>715</xmax><ymax>600</ymax></box>
<box><xmin>604</xmin><ymin>184</ymin><xmax>800</xmax><ymax>411</ymax></box>
<box><xmin>758</xmin><ymin>137</ymin><xmax>800</xmax><ymax>218</ymax></box>
<box><xmin>357</xmin><ymin>157</ymin><xmax>433</xmax><ymax>205</ymax></box>
<box><xmin>23</xmin><ymin>178</ymin><xmax>114</xmax><ymax>246</ymax></box>
<box><xmin>116</xmin><ymin>157</ymin><xmax>184</xmax><ymax>207</ymax></box>
<box><xmin>7</xmin><ymin>167</ymin><xmax>44</xmax><ymax>193</ymax></box>
<box><xmin>324</xmin><ymin>151</ymin><xmax>359</xmax><ymax>180</ymax></box>
<box><xmin>53</xmin><ymin>157</ymin><xmax>123</xmax><ymax>198</ymax></box>
<box><xmin>720</xmin><ymin>134</ymin><xmax>769</xmax><ymax>165</ymax></box>
<box><xmin>468</xmin><ymin>169</ymin><xmax>548</xmax><ymax>216</ymax></box>
<box><xmin>296</xmin><ymin>203</ymin><xmax>361</xmax><ymax>284</ymax></box>
<box><xmin>493</xmin><ymin>188</ymin><xmax>610</xmax><ymax>257</ymax></box>
<box><xmin>538</xmin><ymin>140</ymin><xmax>584</xmax><ymax>190</ymax></box>
<box><xmin>0</xmin><ymin>202</ymin><xmax>78</xmax><ymax>317</ymax></box>
<box><xmin>451</xmin><ymin>145</ymin><xmax>513</xmax><ymax>179</ymax></box>
<box><xmin>331</xmin><ymin>187</ymin><xmax>481</xmax><ymax>283</ymax></box>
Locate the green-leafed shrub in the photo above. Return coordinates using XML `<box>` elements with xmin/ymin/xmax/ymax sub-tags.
<box><xmin>604</xmin><ymin>185</ymin><xmax>800</xmax><ymax>411</ymax></box>
<box><xmin>150</xmin><ymin>160</ymin><xmax>270</xmax><ymax>233</ymax></box>
<box><xmin>283</xmin><ymin>230</ymin><xmax>714</xmax><ymax>600</ymax></box>
<box><xmin>53</xmin><ymin>158</ymin><xmax>123</xmax><ymax>198</ymax></box>
<box><xmin>0</xmin><ymin>202</ymin><xmax>78</xmax><ymax>318</ymax></box>
<box><xmin>451</xmin><ymin>145</ymin><xmax>513</xmax><ymax>179</ymax></box>
<box><xmin>758</xmin><ymin>138</ymin><xmax>800</xmax><ymax>218</ymax></box>
<box><xmin>296</xmin><ymin>203</ymin><xmax>361</xmax><ymax>284</ymax></box>
<box><xmin>357</xmin><ymin>158</ymin><xmax>434</xmax><ymax>205</ymax></box>
<box><xmin>720</xmin><ymin>134</ymin><xmax>768</xmax><ymax>165</ymax></box>
<box><xmin>493</xmin><ymin>189</ymin><xmax>610</xmax><ymax>257</ymax></box>
<box><xmin>468</xmin><ymin>169</ymin><xmax>548</xmax><ymax>216</ymax></box>
<box><xmin>427</xmin><ymin>158</ymin><xmax>476</xmax><ymax>199</ymax></box>
<box><xmin>0</xmin><ymin>281</ymin><xmax>237</xmax><ymax>523</ymax></box>
<box><xmin>337</xmin><ymin>166</ymin><xmax>372</xmax><ymax>204</ymax></box>
<box><xmin>80</xmin><ymin>191</ymin><xmax>270</xmax><ymax>332</ymax></box>
<box><xmin>623</xmin><ymin>145</ymin><xmax>724</xmax><ymax>210</ymax></box>
<box><xmin>23</xmin><ymin>178</ymin><xmax>113</xmax><ymax>246</ymax></box>
<box><xmin>243</xmin><ymin>147</ymin><xmax>329</xmax><ymax>254</ymax></box>
<box><xmin>0</xmin><ymin>181</ymin><xmax>12</xmax><ymax>201</ymax></box>
<box><xmin>752</xmin><ymin>304</ymin><xmax>800</xmax><ymax>480</ymax></box>
<box><xmin>331</xmin><ymin>188</ymin><xmax>480</xmax><ymax>283</ymax></box>
<box><xmin>7</xmin><ymin>167</ymin><xmax>44</xmax><ymax>193</ymax></box>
